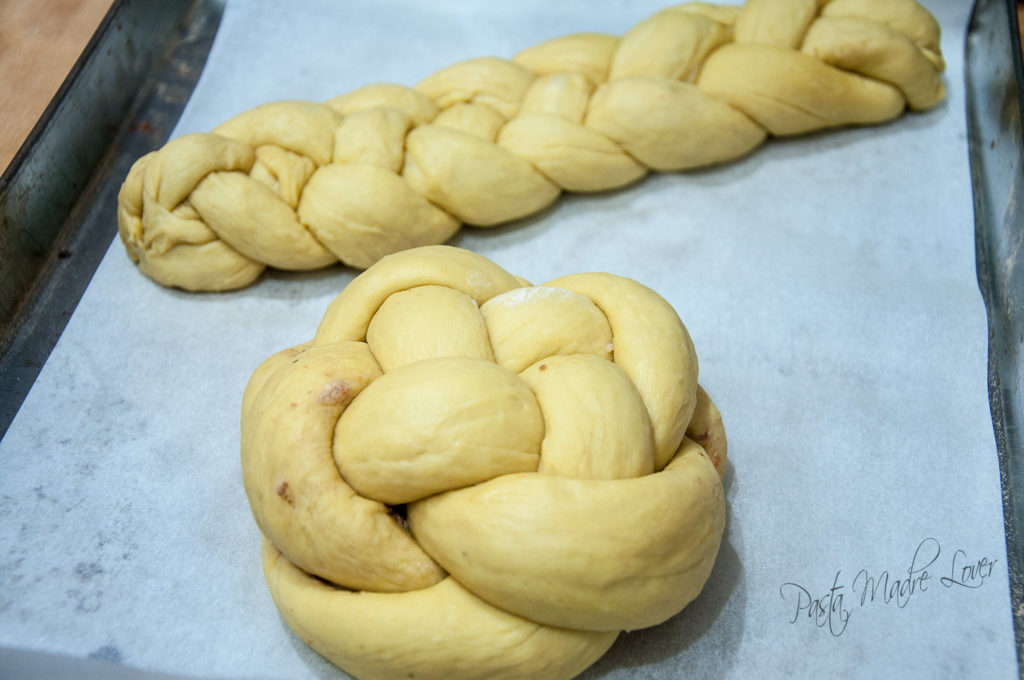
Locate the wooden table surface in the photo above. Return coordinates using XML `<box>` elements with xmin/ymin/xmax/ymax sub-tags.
<box><xmin>0</xmin><ymin>0</ymin><xmax>114</xmax><ymax>174</ymax></box>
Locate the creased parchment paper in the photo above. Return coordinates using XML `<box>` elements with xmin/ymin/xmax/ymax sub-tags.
<box><xmin>0</xmin><ymin>1</ymin><xmax>1016</xmax><ymax>678</ymax></box>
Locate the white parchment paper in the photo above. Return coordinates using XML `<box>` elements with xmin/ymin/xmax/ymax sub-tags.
<box><xmin>1</xmin><ymin>1</ymin><xmax>1016</xmax><ymax>678</ymax></box>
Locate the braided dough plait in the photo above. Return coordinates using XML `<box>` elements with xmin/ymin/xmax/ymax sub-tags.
<box><xmin>241</xmin><ymin>245</ymin><xmax>729</xmax><ymax>679</ymax></box>
<box><xmin>118</xmin><ymin>0</ymin><xmax>945</xmax><ymax>292</ymax></box>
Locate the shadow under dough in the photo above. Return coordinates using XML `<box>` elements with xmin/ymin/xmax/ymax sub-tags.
<box><xmin>579</xmin><ymin>465</ymin><xmax>745</xmax><ymax>679</ymax></box>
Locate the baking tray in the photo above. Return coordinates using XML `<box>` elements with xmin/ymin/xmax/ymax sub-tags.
<box><xmin>0</xmin><ymin>0</ymin><xmax>1021</xmax><ymax>676</ymax></box>
<box><xmin>0</xmin><ymin>0</ymin><xmax>225</xmax><ymax>437</ymax></box>
<box><xmin>967</xmin><ymin>0</ymin><xmax>1024</xmax><ymax>660</ymax></box>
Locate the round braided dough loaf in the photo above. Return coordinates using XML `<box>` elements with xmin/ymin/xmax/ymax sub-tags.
<box><xmin>241</xmin><ymin>245</ymin><xmax>729</xmax><ymax>679</ymax></box>
<box><xmin>119</xmin><ymin>0</ymin><xmax>945</xmax><ymax>291</ymax></box>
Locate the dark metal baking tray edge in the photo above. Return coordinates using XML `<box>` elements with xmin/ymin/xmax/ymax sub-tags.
<box><xmin>967</xmin><ymin>0</ymin><xmax>1024</xmax><ymax>672</ymax></box>
<box><xmin>0</xmin><ymin>0</ymin><xmax>225</xmax><ymax>439</ymax></box>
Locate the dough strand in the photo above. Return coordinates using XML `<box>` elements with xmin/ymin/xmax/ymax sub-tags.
<box><xmin>241</xmin><ymin>245</ymin><xmax>729</xmax><ymax>679</ymax></box>
<box><xmin>118</xmin><ymin>0</ymin><xmax>945</xmax><ymax>291</ymax></box>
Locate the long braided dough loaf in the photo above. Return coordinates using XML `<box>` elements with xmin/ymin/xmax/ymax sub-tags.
<box><xmin>118</xmin><ymin>0</ymin><xmax>944</xmax><ymax>292</ymax></box>
<box><xmin>241</xmin><ymin>245</ymin><xmax>728</xmax><ymax>679</ymax></box>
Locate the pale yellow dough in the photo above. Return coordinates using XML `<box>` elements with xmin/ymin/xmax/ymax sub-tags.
<box><xmin>241</xmin><ymin>246</ymin><xmax>729</xmax><ymax>679</ymax></box>
<box><xmin>118</xmin><ymin>0</ymin><xmax>946</xmax><ymax>292</ymax></box>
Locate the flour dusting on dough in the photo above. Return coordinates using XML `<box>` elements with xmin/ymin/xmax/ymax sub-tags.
<box><xmin>464</xmin><ymin>270</ymin><xmax>488</xmax><ymax>295</ymax></box>
<box><xmin>491</xmin><ymin>286</ymin><xmax>579</xmax><ymax>307</ymax></box>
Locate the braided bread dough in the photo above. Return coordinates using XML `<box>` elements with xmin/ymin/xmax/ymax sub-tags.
<box><xmin>241</xmin><ymin>245</ymin><xmax>728</xmax><ymax>679</ymax></box>
<box><xmin>118</xmin><ymin>0</ymin><xmax>945</xmax><ymax>291</ymax></box>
